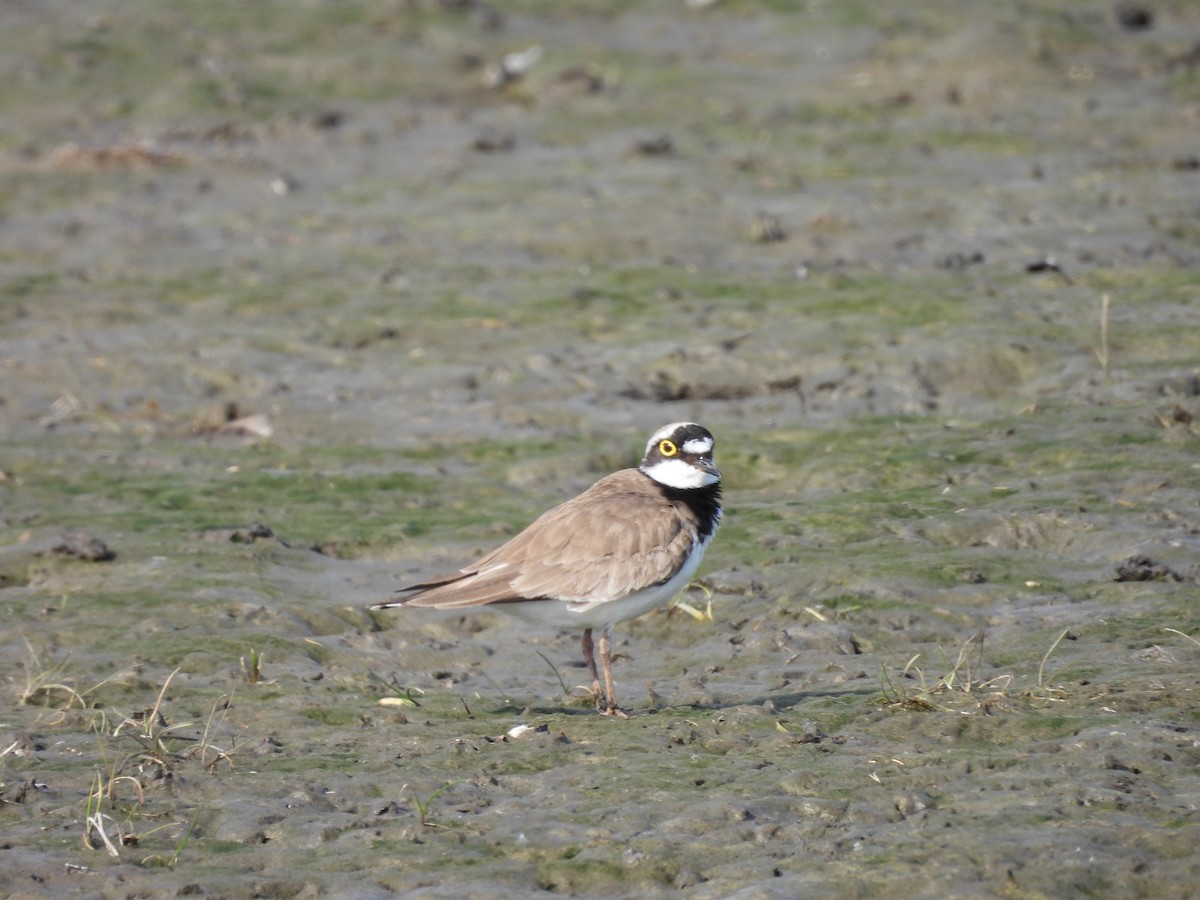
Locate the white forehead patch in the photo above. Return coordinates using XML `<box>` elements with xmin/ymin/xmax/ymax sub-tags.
<box><xmin>682</xmin><ymin>437</ymin><xmax>713</xmax><ymax>455</ymax></box>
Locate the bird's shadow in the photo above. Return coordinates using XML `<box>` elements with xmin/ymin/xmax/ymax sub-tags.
<box><xmin>481</xmin><ymin>684</ymin><xmax>878</xmax><ymax>720</ymax></box>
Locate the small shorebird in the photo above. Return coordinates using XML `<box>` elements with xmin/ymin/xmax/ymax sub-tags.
<box><xmin>371</xmin><ymin>422</ymin><xmax>723</xmax><ymax>716</ymax></box>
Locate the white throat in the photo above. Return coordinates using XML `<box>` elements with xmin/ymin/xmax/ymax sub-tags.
<box><xmin>641</xmin><ymin>457</ymin><xmax>719</xmax><ymax>490</ymax></box>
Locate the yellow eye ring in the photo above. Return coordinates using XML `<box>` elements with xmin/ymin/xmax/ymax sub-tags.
<box><xmin>658</xmin><ymin>439</ymin><xmax>678</xmax><ymax>457</ymax></box>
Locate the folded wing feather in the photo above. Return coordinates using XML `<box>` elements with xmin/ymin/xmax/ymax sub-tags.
<box><xmin>393</xmin><ymin>469</ymin><xmax>693</xmax><ymax>609</ymax></box>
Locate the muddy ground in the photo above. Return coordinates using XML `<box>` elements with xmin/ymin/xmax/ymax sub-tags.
<box><xmin>2</xmin><ymin>1</ymin><xmax>1199</xmax><ymax>897</ymax></box>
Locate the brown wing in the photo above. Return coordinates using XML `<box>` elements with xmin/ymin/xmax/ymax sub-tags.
<box><xmin>378</xmin><ymin>469</ymin><xmax>696</xmax><ymax>609</ymax></box>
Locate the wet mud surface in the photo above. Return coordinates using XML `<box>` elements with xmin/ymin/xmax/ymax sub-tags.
<box><xmin>2</xmin><ymin>2</ymin><xmax>1199</xmax><ymax>897</ymax></box>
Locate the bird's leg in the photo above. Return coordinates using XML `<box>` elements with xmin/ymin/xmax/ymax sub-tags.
<box><xmin>581</xmin><ymin>627</ymin><xmax>603</xmax><ymax>710</ymax></box>
<box><xmin>598</xmin><ymin>625</ymin><xmax>627</xmax><ymax>718</ymax></box>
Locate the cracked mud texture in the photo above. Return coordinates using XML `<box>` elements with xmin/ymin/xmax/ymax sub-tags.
<box><xmin>1</xmin><ymin>1</ymin><xmax>1199</xmax><ymax>898</ymax></box>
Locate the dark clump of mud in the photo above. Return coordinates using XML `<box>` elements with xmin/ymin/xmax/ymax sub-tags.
<box><xmin>2</xmin><ymin>1</ymin><xmax>1200</xmax><ymax>898</ymax></box>
<box><xmin>1115</xmin><ymin>554</ymin><xmax>1191</xmax><ymax>583</ymax></box>
<box><xmin>51</xmin><ymin>530</ymin><xmax>116</xmax><ymax>563</ymax></box>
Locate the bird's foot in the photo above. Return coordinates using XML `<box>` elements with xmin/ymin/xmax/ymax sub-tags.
<box><xmin>601</xmin><ymin>704</ymin><xmax>629</xmax><ymax>718</ymax></box>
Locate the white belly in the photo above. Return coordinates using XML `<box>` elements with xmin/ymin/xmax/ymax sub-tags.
<box><xmin>499</xmin><ymin>534</ymin><xmax>712</xmax><ymax>630</ymax></box>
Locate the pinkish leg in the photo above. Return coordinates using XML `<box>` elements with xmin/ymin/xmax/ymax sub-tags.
<box><xmin>598</xmin><ymin>626</ymin><xmax>627</xmax><ymax>718</ymax></box>
<box><xmin>581</xmin><ymin>627</ymin><xmax>603</xmax><ymax>710</ymax></box>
